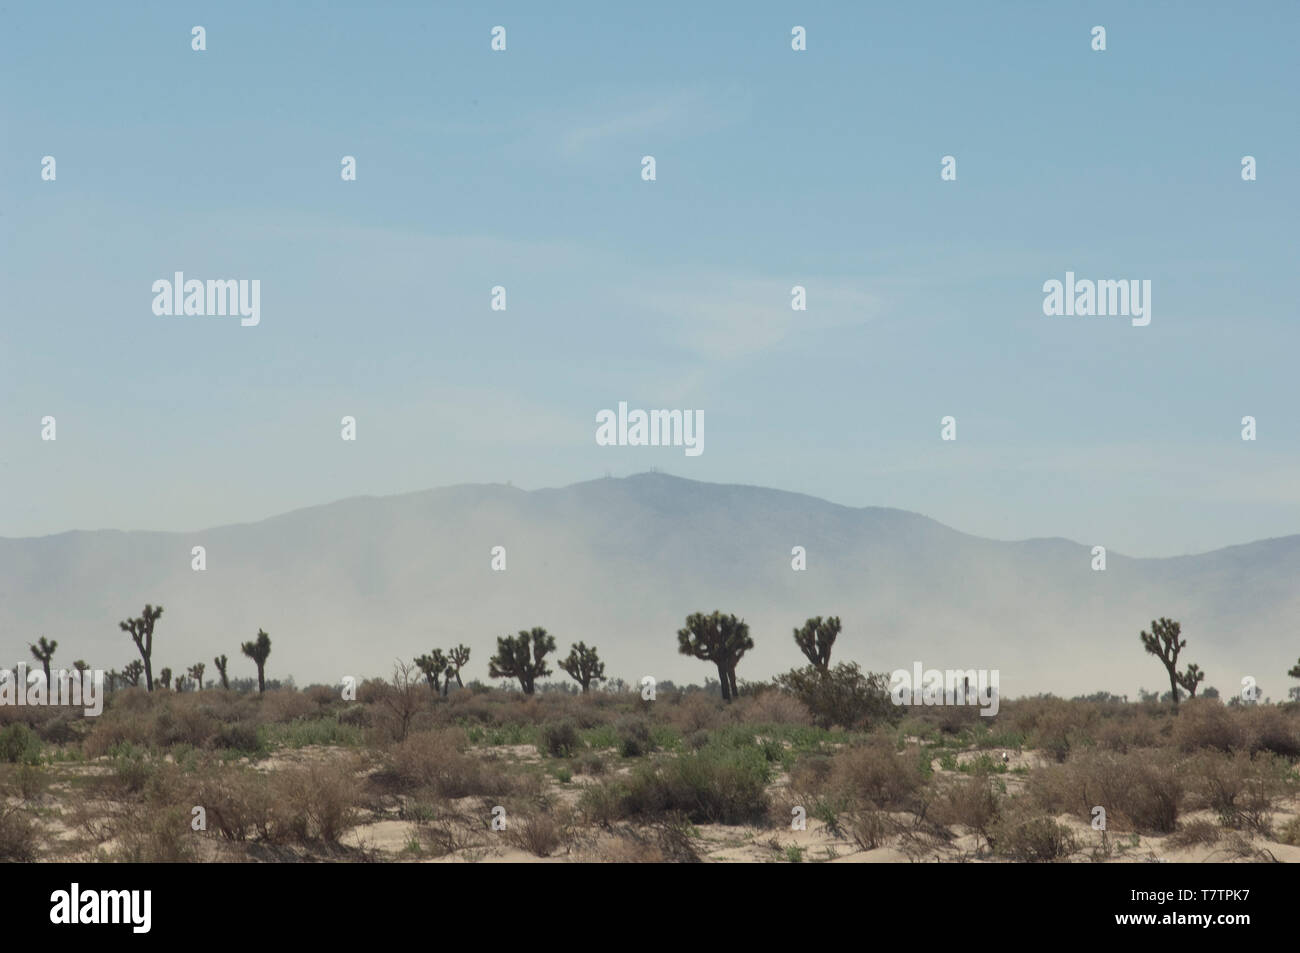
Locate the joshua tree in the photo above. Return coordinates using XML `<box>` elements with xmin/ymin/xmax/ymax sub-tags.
<box><xmin>29</xmin><ymin>637</ymin><xmax>57</xmax><ymax>685</ymax></box>
<box><xmin>72</xmin><ymin>660</ymin><xmax>89</xmax><ymax>676</ymax></box>
<box><xmin>122</xmin><ymin>660</ymin><xmax>144</xmax><ymax>687</ymax></box>
<box><xmin>188</xmin><ymin>662</ymin><xmax>206</xmax><ymax>691</ymax></box>
<box><xmin>559</xmin><ymin>642</ymin><xmax>606</xmax><ymax>693</ymax></box>
<box><xmin>158</xmin><ymin>667</ymin><xmax>173</xmax><ymax>690</ymax></box>
<box><xmin>214</xmin><ymin>654</ymin><xmax>230</xmax><ymax>690</ymax></box>
<box><xmin>1289</xmin><ymin>658</ymin><xmax>1300</xmax><ymax>687</ymax></box>
<box><xmin>447</xmin><ymin>644</ymin><xmax>471</xmax><ymax>689</ymax></box>
<box><xmin>488</xmin><ymin>628</ymin><xmax>556</xmax><ymax>695</ymax></box>
<box><xmin>677</xmin><ymin>611</ymin><xmax>753</xmax><ymax>702</ymax></box>
<box><xmin>241</xmin><ymin>630</ymin><xmax>272</xmax><ymax>694</ymax></box>
<box><xmin>415</xmin><ymin>650</ymin><xmax>450</xmax><ymax>696</ymax></box>
<box><xmin>1139</xmin><ymin>618</ymin><xmax>1201</xmax><ymax>710</ymax></box>
<box><xmin>1177</xmin><ymin>663</ymin><xmax>1205</xmax><ymax>700</ymax></box>
<box><xmin>120</xmin><ymin>604</ymin><xmax>163</xmax><ymax>692</ymax></box>
<box><xmin>793</xmin><ymin>616</ymin><xmax>840</xmax><ymax>672</ymax></box>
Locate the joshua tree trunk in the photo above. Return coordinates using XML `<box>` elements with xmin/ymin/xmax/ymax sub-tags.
<box><xmin>716</xmin><ymin>662</ymin><xmax>731</xmax><ymax>702</ymax></box>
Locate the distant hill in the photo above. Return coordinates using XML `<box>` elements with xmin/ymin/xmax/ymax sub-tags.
<box><xmin>2</xmin><ymin>473</ymin><xmax>1296</xmax><ymax>698</ymax></box>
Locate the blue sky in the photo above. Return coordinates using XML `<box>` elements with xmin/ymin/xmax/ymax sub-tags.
<box><xmin>2</xmin><ymin>1</ymin><xmax>1297</xmax><ymax>556</ymax></box>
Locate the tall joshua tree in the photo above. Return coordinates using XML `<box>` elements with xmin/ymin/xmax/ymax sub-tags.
<box><xmin>188</xmin><ymin>662</ymin><xmax>206</xmax><ymax>691</ymax></box>
<box><xmin>29</xmin><ymin>637</ymin><xmax>57</xmax><ymax>685</ymax></box>
<box><xmin>214</xmin><ymin>654</ymin><xmax>230</xmax><ymax>690</ymax></box>
<box><xmin>793</xmin><ymin>616</ymin><xmax>840</xmax><ymax>672</ymax></box>
<box><xmin>415</xmin><ymin>649</ymin><xmax>450</xmax><ymax>696</ymax></box>
<box><xmin>241</xmin><ymin>630</ymin><xmax>272</xmax><ymax>694</ymax></box>
<box><xmin>120</xmin><ymin>604</ymin><xmax>163</xmax><ymax>692</ymax></box>
<box><xmin>1139</xmin><ymin>618</ymin><xmax>1202</xmax><ymax>710</ymax></box>
<box><xmin>560</xmin><ymin>642</ymin><xmax>606</xmax><ymax>693</ymax></box>
<box><xmin>677</xmin><ymin>611</ymin><xmax>753</xmax><ymax>702</ymax></box>
<box><xmin>489</xmin><ymin>628</ymin><xmax>555</xmax><ymax>695</ymax></box>
<box><xmin>447</xmin><ymin>644</ymin><xmax>471</xmax><ymax>689</ymax></box>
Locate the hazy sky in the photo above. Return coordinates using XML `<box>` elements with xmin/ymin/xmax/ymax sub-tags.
<box><xmin>2</xmin><ymin>1</ymin><xmax>1297</xmax><ymax>557</ymax></box>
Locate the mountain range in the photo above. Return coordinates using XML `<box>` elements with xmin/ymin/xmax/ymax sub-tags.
<box><xmin>2</xmin><ymin>473</ymin><xmax>1297</xmax><ymax>698</ymax></box>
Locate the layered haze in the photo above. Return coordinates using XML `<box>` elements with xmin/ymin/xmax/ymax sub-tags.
<box><xmin>2</xmin><ymin>473</ymin><xmax>1295</xmax><ymax>699</ymax></box>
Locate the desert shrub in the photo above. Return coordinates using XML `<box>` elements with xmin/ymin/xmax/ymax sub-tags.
<box><xmin>10</xmin><ymin>763</ymin><xmax>49</xmax><ymax>801</ymax></box>
<box><xmin>188</xmin><ymin>766</ymin><xmax>273</xmax><ymax>841</ymax></box>
<box><xmin>111</xmin><ymin>744</ymin><xmax>156</xmax><ymax>794</ymax></box>
<box><xmin>1032</xmin><ymin>748</ymin><xmax>1183</xmax><ymax>834</ymax></box>
<box><xmin>730</xmin><ymin>689</ymin><xmax>814</xmax><ymax>727</ymax></box>
<box><xmin>1171</xmin><ymin>698</ymin><xmax>1245</xmax><ymax>752</ymax></box>
<box><xmin>1240</xmin><ymin>705</ymin><xmax>1300</xmax><ymax>758</ymax></box>
<box><xmin>1187</xmin><ymin>750</ymin><xmax>1291</xmax><ymax>835</ymax></box>
<box><xmin>665</xmin><ymin>693</ymin><xmax>724</xmax><ymax>735</ymax></box>
<box><xmin>152</xmin><ymin>702</ymin><xmax>219</xmax><ymax>748</ymax></box>
<box><xmin>931</xmin><ymin>772</ymin><xmax>1001</xmax><ymax>847</ymax></box>
<box><xmin>576</xmin><ymin>751</ymin><xmax>606</xmax><ymax>776</ymax></box>
<box><xmin>269</xmin><ymin>759</ymin><xmax>362</xmax><ymax>843</ymax></box>
<box><xmin>827</xmin><ymin>739</ymin><xmax>925</xmax><ymax>811</ymax></box>
<box><xmin>991</xmin><ymin>804</ymin><xmax>1077</xmax><ymax>862</ymax></box>
<box><xmin>1094</xmin><ymin>712</ymin><xmax>1160</xmax><ymax>752</ymax></box>
<box><xmin>388</xmin><ymin>729</ymin><xmax>509</xmax><ymax>798</ymax></box>
<box><xmin>34</xmin><ymin>712</ymin><xmax>79</xmax><ymax>745</ymax></box>
<box><xmin>1166</xmin><ymin>820</ymin><xmax>1222</xmax><ymax>850</ymax></box>
<box><xmin>303</xmin><ymin>684</ymin><xmax>338</xmax><ymax>708</ymax></box>
<box><xmin>577</xmin><ymin>780</ymin><xmax>628</xmax><ymax>827</ymax></box>
<box><xmin>0</xmin><ymin>724</ymin><xmax>43</xmax><ymax>765</ymax></box>
<box><xmin>211</xmin><ymin>721</ymin><xmax>262</xmax><ymax>753</ymax></box>
<box><xmin>616</xmin><ymin>716</ymin><xmax>654</xmax><ymax>758</ymax></box>
<box><xmin>503</xmin><ymin>803</ymin><xmax>574</xmax><ymax>858</ymax></box>
<box><xmin>774</xmin><ymin>663</ymin><xmax>894</xmax><ymax>730</ymax></box>
<box><xmin>848</xmin><ymin>808</ymin><xmax>893</xmax><ymax>850</ymax></box>
<box><xmin>613</xmin><ymin>745</ymin><xmax>772</xmax><ymax>825</ymax></box>
<box><xmin>1279</xmin><ymin>815</ymin><xmax>1300</xmax><ymax>847</ymax></box>
<box><xmin>111</xmin><ymin>804</ymin><xmax>197</xmax><ymax>862</ymax></box>
<box><xmin>259</xmin><ymin>689</ymin><xmax>316</xmax><ymax>724</ymax></box>
<box><xmin>338</xmin><ymin>704</ymin><xmax>368</xmax><ymax>727</ymax></box>
<box><xmin>0</xmin><ymin>805</ymin><xmax>37</xmax><ymax>860</ymax></box>
<box><xmin>538</xmin><ymin>719</ymin><xmax>581</xmax><ymax>758</ymax></box>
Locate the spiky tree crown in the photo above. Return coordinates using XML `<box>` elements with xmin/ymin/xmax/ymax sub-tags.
<box><xmin>677</xmin><ymin>611</ymin><xmax>753</xmax><ymax>667</ymax></box>
<box><xmin>794</xmin><ymin>616</ymin><xmax>840</xmax><ymax>669</ymax></box>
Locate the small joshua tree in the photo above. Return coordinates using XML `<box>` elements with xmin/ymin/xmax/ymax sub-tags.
<box><xmin>1139</xmin><ymin>618</ymin><xmax>1201</xmax><ymax>710</ymax></box>
<box><xmin>560</xmin><ymin>642</ymin><xmax>606</xmax><ymax>693</ymax></box>
<box><xmin>188</xmin><ymin>662</ymin><xmax>206</xmax><ymax>691</ymax></box>
<box><xmin>72</xmin><ymin>660</ymin><xmax>89</xmax><ymax>676</ymax></box>
<box><xmin>158</xmin><ymin>667</ymin><xmax>173</xmax><ymax>691</ymax></box>
<box><xmin>214</xmin><ymin>654</ymin><xmax>230</xmax><ymax>690</ymax></box>
<box><xmin>415</xmin><ymin>650</ymin><xmax>450</xmax><ymax>696</ymax></box>
<box><xmin>489</xmin><ymin>628</ymin><xmax>556</xmax><ymax>695</ymax></box>
<box><xmin>120</xmin><ymin>604</ymin><xmax>163</xmax><ymax>692</ymax></box>
<box><xmin>241</xmin><ymin>630</ymin><xmax>272</xmax><ymax>694</ymax></box>
<box><xmin>447</xmin><ymin>644</ymin><xmax>471</xmax><ymax>689</ymax></box>
<box><xmin>1289</xmin><ymin>658</ymin><xmax>1300</xmax><ymax>702</ymax></box>
<box><xmin>677</xmin><ymin>611</ymin><xmax>753</xmax><ymax>703</ymax></box>
<box><xmin>793</xmin><ymin>616</ymin><xmax>840</xmax><ymax>672</ymax></box>
<box><xmin>122</xmin><ymin>660</ymin><xmax>143</xmax><ymax>687</ymax></box>
<box><xmin>29</xmin><ymin>637</ymin><xmax>57</xmax><ymax>686</ymax></box>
